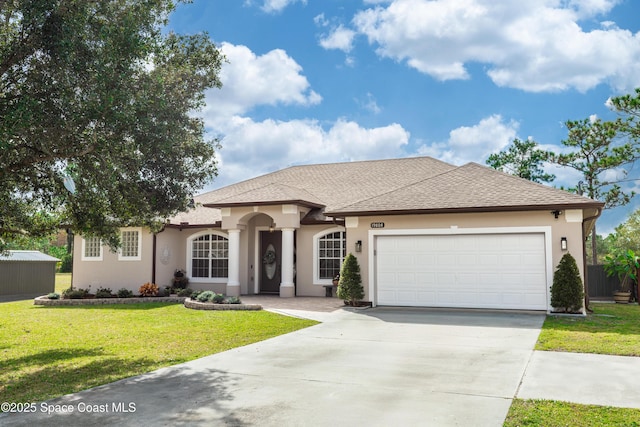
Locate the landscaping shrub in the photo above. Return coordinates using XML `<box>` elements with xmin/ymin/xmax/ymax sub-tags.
<box><xmin>196</xmin><ymin>290</ymin><xmax>215</xmax><ymax>302</ymax></box>
<box><xmin>178</xmin><ymin>288</ymin><xmax>193</xmax><ymax>297</ymax></box>
<box><xmin>58</xmin><ymin>253</ymin><xmax>73</xmax><ymax>273</ymax></box>
<box><xmin>550</xmin><ymin>253</ymin><xmax>584</xmax><ymax>313</ymax></box>
<box><xmin>337</xmin><ymin>253</ymin><xmax>365</xmax><ymax>306</ymax></box>
<box><xmin>172</xmin><ymin>269</ymin><xmax>189</xmax><ymax>289</ymax></box>
<box><xmin>95</xmin><ymin>287</ymin><xmax>113</xmax><ymax>298</ymax></box>
<box><xmin>47</xmin><ymin>292</ymin><xmax>60</xmax><ymax>300</ymax></box>
<box><xmin>212</xmin><ymin>293</ymin><xmax>225</xmax><ymax>303</ymax></box>
<box><xmin>226</xmin><ymin>296</ymin><xmax>241</xmax><ymax>304</ymax></box>
<box><xmin>62</xmin><ymin>287</ymin><xmax>88</xmax><ymax>299</ymax></box>
<box><xmin>139</xmin><ymin>282</ymin><xmax>159</xmax><ymax>297</ymax></box>
<box><xmin>190</xmin><ymin>289</ymin><xmax>203</xmax><ymax>300</ymax></box>
<box><xmin>117</xmin><ymin>288</ymin><xmax>134</xmax><ymax>298</ymax></box>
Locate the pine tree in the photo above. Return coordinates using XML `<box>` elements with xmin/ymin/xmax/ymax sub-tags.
<box><xmin>337</xmin><ymin>253</ymin><xmax>364</xmax><ymax>306</ymax></box>
<box><xmin>550</xmin><ymin>253</ymin><xmax>584</xmax><ymax>313</ymax></box>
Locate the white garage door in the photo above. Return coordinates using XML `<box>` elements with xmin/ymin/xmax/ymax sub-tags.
<box><xmin>376</xmin><ymin>233</ymin><xmax>548</xmax><ymax>310</ymax></box>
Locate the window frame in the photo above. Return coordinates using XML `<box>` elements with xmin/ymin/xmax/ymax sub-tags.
<box><xmin>187</xmin><ymin>230</ymin><xmax>229</xmax><ymax>283</ymax></box>
<box><xmin>118</xmin><ymin>227</ymin><xmax>142</xmax><ymax>261</ymax></box>
<box><xmin>313</xmin><ymin>227</ymin><xmax>346</xmax><ymax>285</ymax></box>
<box><xmin>81</xmin><ymin>236</ymin><xmax>103</xmax><ymax>261</ymax></box>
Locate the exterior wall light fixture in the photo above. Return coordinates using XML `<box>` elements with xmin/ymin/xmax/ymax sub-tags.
<box><xmin>355</xmin><ymin>240</ymin><xmax>362</xmax><ymax>252</ymax></box>
<box><xmin>561</xmin><ymin>237</ymin><xmax>568</xmax><ymax>251</ymax></box>
<box><xmin>551</xmin><ymin>210</ymin><xmax>563</xmax><ymax>219</ymax></box>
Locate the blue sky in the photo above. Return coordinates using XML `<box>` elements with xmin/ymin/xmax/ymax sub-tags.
<box><xmin>167</xmin><ymin>0</ymin><xmax>640</xmax><ymax>234</ymax></box>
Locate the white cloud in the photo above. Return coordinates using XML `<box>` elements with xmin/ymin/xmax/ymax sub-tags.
<box><xmin>210</xmin><ymin>117</ymin><xmax>410</xmax><ymax>186</ymax></box>
<box><xmin>416</xmin><ymin>114</ymin><xmax>519</xmax><ymax>165</ymax></box>
<box><xmin>568</xmin><ymin>0</ymin><xmax>620</xmax><ymax>18</ymax></box>
<box><xmin>319</xmin><ymin>25</ymin><xmax>357</xmax><ymax>52</ymax></box>
<box><xmin>313</xmin><ymin>13</ymin><xmax>329</xmax><ymax>27</ymax></box>
<box><xmin>357</xmin><ymin>92</ymin><xmax>382</xmax><ymax>114</ymax></box>
<box><xmin>351</xmin><ymin>0</ymin><xmax>640</xmax><ymax>92</ymax></box>
<box><xmin>204</xmin><ymin>43</ymin><xmax>321</xmax><ymax>118</ymax></box>
<box><xmin>260</xmin><ymin>0</ymin><xmax>306</xmax><ymax>13</ymax></box>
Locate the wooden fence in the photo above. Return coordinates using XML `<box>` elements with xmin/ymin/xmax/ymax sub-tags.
<box><xmin>587</xmin><ymin>265</ymin><xmax>620</xmax><ymax>298</ymax></box>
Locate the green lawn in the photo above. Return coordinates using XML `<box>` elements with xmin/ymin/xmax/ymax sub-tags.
<box><xmin>505</xmin><ymin>399</ymin><xmax>640</xmax><ymax>427</ymax></box>
<box><xmin>54</xmin><ymin>272</ymin><xmax>72</xmax><ymax>293</ymax></box>
<box><xmin>0</xmin><ymin>282</ymin><xmax>317</xmax><ymax>404</ymax></box>
<box><xmin>506</xmin><ymin>303</ymin><xmax>640</xmax><ymax>426</ymax></box>
<box><xmin>536</xmin><ymin>303</ymin><xmax>640</xmax><ymax>356</ymax></box>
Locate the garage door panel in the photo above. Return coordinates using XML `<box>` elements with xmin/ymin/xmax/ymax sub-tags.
<box><xmin>376</xmin><ymin>233</ymin><xmax>547</xmax><ymax>310</ymax></box>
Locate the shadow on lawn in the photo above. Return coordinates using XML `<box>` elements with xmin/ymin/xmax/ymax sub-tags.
<box><xmin>0</xmin><ymin>348</ymin><xmax>106</xmax><ymax>370</ymax></box>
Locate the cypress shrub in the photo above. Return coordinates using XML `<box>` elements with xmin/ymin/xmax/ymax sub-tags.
<box><xmin>337</xmin><ymin>253</ymin><xmax>364</xmax><ymax>306</ymax></box>
<box><xmin>550</xmin><ymin>253</ymin><xmax>584</xmax><ymax>313</ymax></box>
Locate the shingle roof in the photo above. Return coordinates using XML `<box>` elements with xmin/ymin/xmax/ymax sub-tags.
<box><xmin>168</xmin><ymin>157</ymin><xmax>602</xmax><ymax>225</ymax></box>
<box><xmin>328</xmin><ymin>162</ymin><xmax>602</xmax><ymax>215</ymax></box>
<box><xmin>199</xmin><ymin>157</ymin><xmax>456</xmax><ymax>211</ymax></box>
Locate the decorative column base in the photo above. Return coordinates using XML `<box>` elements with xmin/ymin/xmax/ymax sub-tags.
<box><xmin>226</xmin><ymin>283</ymin><xmax>241</xmax><ymax>297</ymax></box>
<box><xmin>279</xmin><ymin>284</ymin><xmax>295</xmax><ymax>298</ymax></box>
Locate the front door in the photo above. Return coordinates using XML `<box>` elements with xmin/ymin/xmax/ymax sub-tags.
<box><xmin>260</xmin><ymin>231</ymin><xmax>281</xmax><ymax>294</ymax></box>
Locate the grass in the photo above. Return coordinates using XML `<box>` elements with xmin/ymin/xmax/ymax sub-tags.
<box><xmin>507</xmin><ymin>303</ymin><xmax>640</xmax><ymax>425</ymax></box>
<box><xmin>536</xmin><ymin>303</ymin><xmax>640</xmax><ymax>356</ymax></box>
<box><xmin>1</xmin><ymin>275</ymin><xmax>317</xmax><ymax>404</ymax></box>
<box><xmin>505</xmin><ymin>399</ymin><xmax>640</xmax><ymax>427</ymax></box>
<box><xmin>54</xmin><ymin>272</ymin><xmax>72</xmax><ymax>293</ymax></box>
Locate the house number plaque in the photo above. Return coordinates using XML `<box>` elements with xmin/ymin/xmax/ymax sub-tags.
<box><xmin>370</xmin><ymin>222</ymin><xmax>385</xmax><ymax>228</ymax></box>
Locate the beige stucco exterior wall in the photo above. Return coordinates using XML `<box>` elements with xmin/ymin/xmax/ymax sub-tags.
<box><xmin>155</xmin><ymin>227</ymin><xmax>189</xmax><ymax>289</ymax></box>
<box><xmin>344</xmin><ymin>209</ymin><xmax>587</xmax><ymax>303</ymax></box>
<box><xmin>72</xmin><ymin>207</ymin><xmax>592</xmax><ymax>305</ymax></box>
<box><xmin>295</xmin><ymin>224</ymin><xmax>347</xmax><ymax>297</ymax></box>
<box><xmin>73</xmin><ymin>228</ymin><xmax>153</xmax><ymax>293</ymax></box>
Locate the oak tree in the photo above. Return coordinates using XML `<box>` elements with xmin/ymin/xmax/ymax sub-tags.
<box><xmin>0</xmin><ymin>0</ymin><xmax>224</xmax><ymax>251</ymax></box>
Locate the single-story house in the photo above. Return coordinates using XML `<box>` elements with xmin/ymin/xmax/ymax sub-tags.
<box><xmin>72</xmin><ymin>157</ymin><xmax>603</xmax><ymax>311</ymax></box>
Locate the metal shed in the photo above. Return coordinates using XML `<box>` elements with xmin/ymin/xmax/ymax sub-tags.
<box><xmin>0</xmin><ymin>251</ymin><xmax>60</xmax><ymax>300</ymax></box>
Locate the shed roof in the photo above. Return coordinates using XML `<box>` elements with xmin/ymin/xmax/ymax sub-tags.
<box><xmin>0</xmin><ymin>251</ymin><xmax>60</xmax><ymax>262</ymax></box>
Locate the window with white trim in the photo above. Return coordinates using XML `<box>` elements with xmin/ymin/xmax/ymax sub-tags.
<box><xmin>118</xmin><ymin>228</ymin><xmax>142</xmax><ymax>261</ymax></box>
<box><xmin>81</xmin><ymin>236</ymin><xmax>103</xmax><ymax>261</ymax></box>
<box><xmin>317</xmin><ymin>230</ymin><xmax>346</xmax><ymax>280</ymax></box>
<box><xmin>191</xmin><ymin>233</ymin><xmax>229</xmax><ymax>279</ymax></box>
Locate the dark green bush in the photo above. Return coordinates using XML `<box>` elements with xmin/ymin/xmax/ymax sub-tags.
<box><xmin>337</xmin><ymin>253</ymin><xmax>365</xmax><ymax>306</ymax></box>
<box><xmin>63</xmin><ymin>288</ymin><xmax>88</xmax><ymax>299</ymax></box>
<box><xmin>212</xmin><ymin>293</ymin><xmax>225</xmax><ymax>303</ymax></box>
<box><xmin>190</xmin><ymin>289</ymin><xmax>203</xmax><ymax>300</ymax></box>
<box><xmin>225</xmin><ymin>296</ymin><xmax>241</xmax><ymax>304</ymax></box>
<box><xmin>196</xmin><ymin>290</ymin><xmax>214</xmax><ymax>302</ymax></box>
<box><xmin>47</xmin><ymin>292</ymin><xmax>60</xmax><ymax>300</ymax></box>
<box><xmin>550</xmin><ymin>253</ymin><xmax>584</xmax><ymax>313</ymax></box>
<box><xmin>95</xmin><ymin>287</ymin><xmax>113</xmax><ymax>298</ymax></box>
<box><xmin>172</xmin><ymin>270</ymin><xmax>189</xmax><ymax>289</ymax></box>
<box><xmin>58</xmin><ymin>253</ymin><xmax>73</xmax><ymax>273</ymax></box>
<box><xmin>178</xmin><ymin>288</ymin><xmax>193</xmax><ymax>297</ymax></box>
<box><xmin>117</xmin><ymin>288</ymin><xmax>134</xmax><ymax>298</ymax></box>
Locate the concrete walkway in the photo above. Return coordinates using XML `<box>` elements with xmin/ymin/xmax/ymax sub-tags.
<box><xmin>1</xmin><ymin>300</ymin><xmax>639</xmax><ymax>426</ymax></box>
<box><xmin>517</xmin><ymin>351</ymin><xmax>640</xmax><ymax>409</ymax></box>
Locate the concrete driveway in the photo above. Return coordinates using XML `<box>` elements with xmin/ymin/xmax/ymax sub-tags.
<box><xmin>0</xmin><ymin>307</ymin><xmax>544</xmax><ymax>427</ymax></box>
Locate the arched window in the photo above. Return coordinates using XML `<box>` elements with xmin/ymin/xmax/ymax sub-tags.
<box><xmin>189</xmin><ymin>232</ymin><xmax>229</xmax><ymax>280</ymax></box>
<box><xmin>314</xmin><ymin>229</ymin><xmax>346</xmax><ymax>283</ymax></box>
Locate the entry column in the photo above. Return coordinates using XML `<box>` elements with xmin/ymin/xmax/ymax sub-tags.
<box><xmin>227</xmin><ymin>229</ymin><xmax>241</xmax><ymax>296</ymax></box>
<box><xmin>280</xmin><ymin>227</ymin><xmax>295</xmax><ymax>298</ymax></box>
